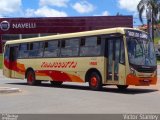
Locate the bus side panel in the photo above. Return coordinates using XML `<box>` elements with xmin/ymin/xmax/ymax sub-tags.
<box><xmin>3</xmin><ymin>46</ymin><xmax>11</xmax><ymax>78</ymax></box>
<box><xmin>14</xmin><ymin>57</ymin><xmax>105</xmax><ymax>83</ymax></box>
<box><xmin>14</xmin><ymin>59</ymin><xmax>25</xmax><ymax>79</ymax></box>
<box><xmin>56</xmin><ymin>57</ymin><xmax>105</xmax><ymax>83</ymax></box>
<box><xmin>3</xmin><ymin>64</ymin><xmax>11</xmax><ymax>78</ymax></box>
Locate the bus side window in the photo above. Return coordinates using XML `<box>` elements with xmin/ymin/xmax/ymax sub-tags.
<box><xmin>44</xmin><ymin>40</ymin><xmax>59</xmax><ymax>57</ymax></box>
<box><xmin>29</xmin><ymin>42</ymin><xmax>41</xmax><ymax>58</ymax></box>
<box><xmin>30</xmin><ymin>43</ymin><xmax>33</xmax><ymax>50</ymax></box>
<box><xmin>80</xmin><ymin>38</ymin><xmax>85</xmax><ymax>46</ymax></box>
<box><xmin>61</xmin><ymin>38</ymin><xmax>79</xmax><ymax>57</ymax></box>
<box><xmin>18</xmin><ymin>43</ymin><xmax>29</xmax><ymax>58</ymax></box>
<box><xmin>4</xmin><ymin>45</ymin><xmax>9</xmax><ymax>60</ymax></box>
<box><xmin>97</xmin><ymin>37</ymin><xmax>101</xmax><ymax>45</ymax></box>
<box><xmin>61</xmin><ymin>40</ymin><xmax>65</xmax><ymax>48</ymax></box>
<box><xmin>38</xmin><ymin>42</ymin><xmax>44</xmax><ymax>57</ymax></box>
<box><xmin>45</xmin><ymin>42</ymin><xmax>48</xmax><ymax>48</ymax></box>
<box><xmin>80</xmin><ymin>36</ymin><xmax>101</xmax><ymax>56</ymax></box>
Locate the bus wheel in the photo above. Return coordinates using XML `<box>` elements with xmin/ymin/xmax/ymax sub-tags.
<box><xmin>50</xmin><ymin>81</ymin><xmax>63</xmax><ymax>86</ymax></box>
<box><xmin>89</xmin><ymin>72</ymin><xmax>102</xmax><ymax>91</ymax></box>
<box><xmin>27</xmin><ymin>70</ymin><xmax>41</xmax><ymax>85</ymax></box>
<box><xmin>117</xmin><ymin>85</ymin><xmax>128</xmax><ymax>90</ymax></box>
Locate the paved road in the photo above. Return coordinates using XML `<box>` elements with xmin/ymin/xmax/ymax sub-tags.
<box><xmin>0</xmin><ymin>70</ymin><xmax>160</xmax><ymax>114</ymax></box>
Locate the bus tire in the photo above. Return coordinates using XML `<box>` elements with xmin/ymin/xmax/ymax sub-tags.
<box><xmin>117</xmin><ymin>85</ymin><xmax>128</xmax><ymax>90</ymax></box>
<box><xmin>26</xmin><ymin>70</ymin><xmax>41</xmax><ymax>85</ymax></box>
<box><xmin>50</xmin><ymin>81</ymin><xmax>63</xmax><ymax>86</ymax></box>
<box><xmin>88</xmin><ymin>72</ymin><xmax>102</xmax><ymax>91</ymax></box>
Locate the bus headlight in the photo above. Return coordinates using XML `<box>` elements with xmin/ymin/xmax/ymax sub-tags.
<box><xmin>130</xmin><ymin>67</ymin><xmax>136</xmax><ymax>76</ymax></box>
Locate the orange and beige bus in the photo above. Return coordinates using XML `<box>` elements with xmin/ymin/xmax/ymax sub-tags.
<box><xmin>3</xmin><ymin>27</ymin><xmax>157</xmax><ymax>90</ymax></box>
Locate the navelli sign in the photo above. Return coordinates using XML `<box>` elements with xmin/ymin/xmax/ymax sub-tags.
<box><xmin>0</xmin><ymin>20</ymin><xmax>36</xmax><ymax>31</ymax></box>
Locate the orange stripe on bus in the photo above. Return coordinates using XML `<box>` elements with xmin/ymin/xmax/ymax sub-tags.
<box><xmin>35</xmin><ymin>70</ymin><xmax>84</xmax><ymax>83</ymax></box>
<box><xmin>4</xmin><ymin>59</ymin><xmax>84</xmax><ymax>83</ymax></box>
<box><xmin>17</xmin><ymin>62</ymin><xmax>25</xmax><ymax>72</ymax></box>
<box><xmin>66</xmin><ymin>74</ymin><xmax>84</xmax><ymax>83</ymax></box>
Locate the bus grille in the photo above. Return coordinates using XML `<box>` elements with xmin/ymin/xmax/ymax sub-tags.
<box><xmin>137</xmin><ymin>67</ymin><xmax>156</xmax><ymax>73</ymax></box>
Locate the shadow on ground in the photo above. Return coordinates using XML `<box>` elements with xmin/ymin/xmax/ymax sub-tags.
<box><xmin>6</xmin><ymin>82</ymin><xmax>158</xmax><ymax>95</ymax></box>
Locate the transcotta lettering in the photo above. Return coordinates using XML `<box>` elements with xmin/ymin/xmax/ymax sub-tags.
<box><xmin>41</xmin><ymin>61</ymin><xmax>77</xmax><ymax>68</ymax></box>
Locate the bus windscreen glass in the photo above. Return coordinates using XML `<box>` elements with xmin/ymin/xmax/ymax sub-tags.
<box><xmin>126</xmin><ymin>30</ymin><xmax>156</xmax><ymax>66</ymax></box>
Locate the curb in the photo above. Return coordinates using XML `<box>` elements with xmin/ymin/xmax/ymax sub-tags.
<box><xmin>0</xmin><ymin>87</ymin><xmax>21</xmax><ymax>94</ymax></box>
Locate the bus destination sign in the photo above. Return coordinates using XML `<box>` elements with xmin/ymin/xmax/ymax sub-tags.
<box><xmin>126</xmin><ymin>30</ymin><xmax>148</xmax><ymax>39</ymax></box>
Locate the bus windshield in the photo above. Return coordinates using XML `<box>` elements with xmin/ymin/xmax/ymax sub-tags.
<box><xmin>126</xmin><ymin>30</ymin><xmax>156</xmax><ymax>67</ymax></box>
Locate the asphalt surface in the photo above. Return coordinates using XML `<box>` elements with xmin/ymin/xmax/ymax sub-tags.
<box><xmin>0</xmin><ymin>69</ymin><xmax>160</xmax><ymax>114</ymax></box>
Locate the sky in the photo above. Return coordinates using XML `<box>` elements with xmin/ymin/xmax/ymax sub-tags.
<box><xmin>0</xmin><ymin>0</ymin><xmax>145</xmax><ymax>27</ymax></box>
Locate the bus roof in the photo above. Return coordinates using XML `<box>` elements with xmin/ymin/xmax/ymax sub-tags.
<box><xmin>5</xmin><ymin>27</ymin><xmax>144</xmax><ymax>45</ymax></box>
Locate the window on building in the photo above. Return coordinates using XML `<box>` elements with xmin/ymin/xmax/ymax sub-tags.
<box><xmin>22</xmin><ymin>34</ymin><xmax>38</xmax><ymax>39</ymax></box>
<box><xmin>2</xmin><ymin>34</ymin><xmax>20</xmax><ymax>41</ymax></box>
<box><xmin>40</xmin><ymin>33</ymin><xmax>57</xmax><ymax>37</ymax></box>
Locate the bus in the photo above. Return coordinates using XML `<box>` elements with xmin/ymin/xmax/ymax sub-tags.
<box><xmin>3</xmin><ymin>27</ymin><xmax>157</xmax><ymax>91</ymax></box>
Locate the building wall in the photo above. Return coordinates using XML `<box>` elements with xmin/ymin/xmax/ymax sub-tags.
<box><xmin>0</xmin><ymin>16</ymin><xmax>133</xmax><ymax>53</ymax></box>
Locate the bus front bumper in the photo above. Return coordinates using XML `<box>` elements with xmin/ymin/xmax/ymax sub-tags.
<box><xmin>126</xmin><ymin>74</ymin><xmax>157</xmax><ymax>86</ymax></box>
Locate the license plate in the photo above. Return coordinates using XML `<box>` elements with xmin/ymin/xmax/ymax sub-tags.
<box><xmin>139</xmin><ymin>79</ymin><xmax>151</xmax><ymax>85</ymax></box>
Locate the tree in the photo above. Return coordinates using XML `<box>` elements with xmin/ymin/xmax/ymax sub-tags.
<box><xmin>137</xmin><ymin>0</ymin><xmax>160</xmax><ymax>24</ymax></box>
<box><xmin>137</xmin><ymin>0</ymin><xmax>160</xmax><ymax>41</ymax></box>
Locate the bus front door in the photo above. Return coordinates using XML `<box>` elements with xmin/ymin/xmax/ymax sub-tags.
<box><xmin>107</xmin><ymin>37</ymin><xmax>125</xmax><ymax>84</ymax></box>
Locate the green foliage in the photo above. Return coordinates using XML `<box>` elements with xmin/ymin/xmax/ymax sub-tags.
<box><xmin>157</xmin><ymin>59</ymin><xmax>160</xmax><ymax>64</ymax></box>
<box><xmin>0</xmin><ymin>54</ymin><xmax>3</xmax><ymax>69</ymax></box>
<box><xmin>154</xmin><ymin>37</ymin><xmax>160</xmax><ymax>44</ymax></box>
